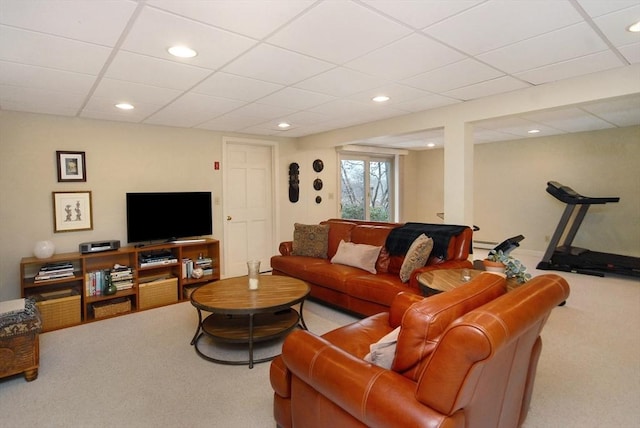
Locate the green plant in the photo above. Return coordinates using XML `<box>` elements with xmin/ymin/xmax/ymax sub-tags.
<box><xmin>486</xmin><ymin>250</ymin><xmax>532</xmax><ymax>283</ymax></box>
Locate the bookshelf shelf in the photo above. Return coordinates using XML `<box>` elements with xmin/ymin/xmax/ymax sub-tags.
<box><xmin>20</xmin><ymin>239</ymin><xmax>220</xmax><ymax>331</ymax></box>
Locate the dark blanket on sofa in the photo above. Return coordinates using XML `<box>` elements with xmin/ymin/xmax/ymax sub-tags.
<box><xmin>386</xmin><ymin>223</ymin><xmax>468</xmax><ymax>258</ymax></box>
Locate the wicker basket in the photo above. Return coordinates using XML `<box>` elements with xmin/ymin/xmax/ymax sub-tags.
<box><xmin>34</xmin><ymin>289</ymin><xmax>81</xmax><ymax>332</ymax></box>
<box><xmin>139</xmin><ymin>277</ymin><xmax>178</xmax><ymax>310</ymax></box>
<box><xmin>92</xmin><ymin>298</ymin><xmax>131</xmax><ymax>319</ymax></box>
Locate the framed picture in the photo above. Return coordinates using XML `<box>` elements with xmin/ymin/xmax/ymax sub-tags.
<box><xmin>56</xmin><ymin>151</ymin><xmax>86</xmax><ymax>182</ymax></box>
<box><xmin>53</xmin><ymin>191</ymin><xmax>93</xmax><ymax>232</ymax></box>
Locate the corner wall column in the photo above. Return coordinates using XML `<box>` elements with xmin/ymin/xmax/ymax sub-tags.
<box><xmin>443</xmin><ymin>122</ymin><xmax>474</xmax><ymax>227</ymax></box>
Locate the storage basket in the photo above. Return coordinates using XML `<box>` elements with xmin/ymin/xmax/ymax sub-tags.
<box><xmin>92</xmin><ymin>298</ymin><xmax>131</xmax><ymax>319</ymax></box>
<box><xmin>139</xmin><ymin>277</ymin><xmax>178</xmax><ymax>310</ymax></box>
<box><xmin>34</xmin><ymin>289</ymin><xmax>81</xmax><ymax>331</ymax></box>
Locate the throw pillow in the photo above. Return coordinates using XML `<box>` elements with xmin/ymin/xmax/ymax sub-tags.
<box><xmin>330</xmin><ymin>240</ymin><xmax>382</xmax><ymax>274</ymax></box>
<box><xmin>291</xmin><ymin>223</ymin><xmax>329</xmax><ymax>259</ymax></box>
<box><xmin>364</xmin><ymin>326</ymin><xmax>401</xmax><ymax>369</ymax></box>
<box><xmin>399</xmin><ymin>234</ymin><xmax>433</xmax><ymax>283</ymax></box>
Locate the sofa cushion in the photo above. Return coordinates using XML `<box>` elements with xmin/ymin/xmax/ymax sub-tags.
<box><xmin>392</xmin><ymin>272</ymin><xmax>507</xmax><ymax>377</ymax></box>
<box><xmin>399</xmin><ymin>234</ymin><xmax>433</xmax><ymax>283</ymax></box>
<box><xmin>331</xmin><ymin>240</ymin><xmax>382</xmax><ymax>274</ymax></box>
<box><xmin>322</xmin><ymin>220</ymin><xmax>358</xmax><ymax>259</ymax></box>
<box><xmin>347</xmin><ymin>273</ymin><xmax>414</xmax><ymax>308</ymax></box>
<box><xmin>363</xmin><ymin>326</ymin><xmax>400</xmax><ymax>369</ymax></box>
<box><xmin>291</xmin><ymin>223</ymin><xmax>329</xmax><ymax>258</ymax></box>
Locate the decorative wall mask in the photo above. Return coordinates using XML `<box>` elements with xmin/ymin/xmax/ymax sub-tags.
<box><xmin>288</xmin><ymin>162</ymin><xmax>299</xmax><ymax>203</ymax></box>
<box><xmin>313</xmin><ymin>178</ymin><xmax>323</xmax><ymax>191</ymax></box>
<box><xmin>313</xmin><ymin>159</ymin><xmax>324</xmax><ymax>173</ymax></box>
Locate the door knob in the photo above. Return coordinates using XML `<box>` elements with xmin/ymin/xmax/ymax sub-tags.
<box><xmin>227</xmin><ymin>216</ymin><xmax>232</xmax><ymax>221</ymax></box>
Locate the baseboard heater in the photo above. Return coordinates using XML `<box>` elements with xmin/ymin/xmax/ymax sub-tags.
<box><xmin>473</xmin><ymin>240</ymin><xmax>499</xmax><ymax>250</ymax></box>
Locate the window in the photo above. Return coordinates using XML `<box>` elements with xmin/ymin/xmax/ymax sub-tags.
<box><xmin>339</xmin><ymin>154</ymin><xmax>394</xmax><ymax>221</ymax></box>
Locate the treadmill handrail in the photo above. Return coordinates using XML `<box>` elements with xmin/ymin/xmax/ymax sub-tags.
<box><xmin>546</xmin><ymin>181</ymin><xmax>620</xmax><ymax>205</ymax></box>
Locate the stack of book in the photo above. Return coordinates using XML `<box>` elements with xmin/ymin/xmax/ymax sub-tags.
<box><xmin>110</xmin><ymin>265</ymin><xmax>133</xmax><ymax>291</ymax></box>
<box><xmin>182</xmin><ymin>257</ymin><xmax>213</xmax><ymax>278</ymax></box>
<box><xmin>35</xmin><ymin>261</ymin><xmax>74</xmax><ymax>282</ymax></box>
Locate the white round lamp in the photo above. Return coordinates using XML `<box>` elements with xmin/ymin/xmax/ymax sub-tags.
<box><xmin>33</xmin><ymin>240</ymin><xmax>55</xmax><ymax>259</ymax></box>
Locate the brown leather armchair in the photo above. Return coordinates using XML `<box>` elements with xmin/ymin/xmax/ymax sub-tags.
<box><xmin>270</xmin><ymin>273</ymin><xmax>570</xmax><ymax>428</ymax></box>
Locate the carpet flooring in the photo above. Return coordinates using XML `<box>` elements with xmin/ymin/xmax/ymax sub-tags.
<box><xmin>1</xmin><ymin>251</ymin><xmax>638</xmax><ymax>427</ymax></box>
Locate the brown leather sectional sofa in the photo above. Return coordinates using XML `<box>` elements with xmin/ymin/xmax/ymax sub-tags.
<box><xmin>270</xmin><ymin>273</ymin><xmax>570</xmax><ymax>428</ymax></box>
<box><xmin>271</xmin><ymin>219</ymin><xmax>474</xmax><ymax>316</ymax></box>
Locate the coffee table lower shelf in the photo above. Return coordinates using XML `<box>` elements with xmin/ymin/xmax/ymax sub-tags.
<box><xmin>192</xmin><ymin>309</ymin><xmax>301</xmax><ymax>368</ymax></box>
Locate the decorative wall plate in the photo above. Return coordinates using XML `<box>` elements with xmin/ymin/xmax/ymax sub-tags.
<box><xmin>313</xmin><ymin>159</ymin><xmax>324</xmax><ymax>172</ymax></box>
<box><xmin>313</xmin><ymin>178</ymin><xmax>323</xmax><ymax>191</ymax></box>
<box><xmin>315</xmin><ymin>196</ymin><xmax>322</xmax><ymax>204</ymax></box>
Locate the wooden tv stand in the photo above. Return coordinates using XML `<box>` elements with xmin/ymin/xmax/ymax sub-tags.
<box><xmin>20</xmin><ymin>239</ymin><xmax>220</xmax><ymax>331</ymax></box>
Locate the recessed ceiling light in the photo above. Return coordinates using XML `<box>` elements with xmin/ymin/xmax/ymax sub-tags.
<box><xmin>528</xmin><ymin>129</ymin><xmax>540</xmax><ymax>134</ymax></box>
<box><xmin>167</xmin><ymin>45</ymin><xmax>197</xmax><ymax>58</ymax></box>
<box><xmin>115</xmin><ymin>103</ymin><xmax>134</xmax><ymax>110</ymax></box>
<box><xmin>426</xmin><ymin>142</ymin><xmax>436</xmax><ymax>148</ymax></box>
<box><xmin>372</xmin><ymin>95</ymin><xmax>390</xmax><ymax>103</ymax></box>
<box><xmin>627</xmin><ymin>21</ymin><xmax>640</xmax><ymax>32</ymax></box>
<box><xmin>278</xmin><ymin>122</ymin><xmax>291</xmax><ymax>129</ymax></box>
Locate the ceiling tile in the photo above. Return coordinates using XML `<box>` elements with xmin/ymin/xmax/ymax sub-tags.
<box><xmin>229</xmin><ymin>102</ymin><xmax>296</xmax><ymax>121</ymax></box>
<box><xmin>258</xmin><ymin>87</ymin><xmax>335</xmax><ymax>110</ymax></box>
<box><xmin>425</xmin><ymin>0</ymin><xmax>582</xmax><ymax>55</ymax></box>
<box><xmin>521</xmin><ymin>107</ymin><xmax>614</xmax><ymax>133</ymax></box>
<box><xmin>0</xmin><ymin>84</ymin><xmax>85</xmax><ymax>116</ymax></box>
<box><xmin>619</xmin><ymin>42</ymin><xmax>640</xmax><ymax>63</ymax></box>
<box><xmin>222</xmin><ymin>44</ymin><xmax>333</xmax><ymax>85</ymax></box>
<box><xmin>581</xmin><ymin>96</ymin><xmax>640</xmax><ymax>127</ymax></box>
<box><xmin>294</xmin><ymin>67</ymin><xmax>386</xmax><ymax>97</ymax></box>
<box><xmin>362</xmin><ymin>0</ymin><xmax>483</xmax><ymax>30</ymax></box>
<box><xmin>147</xmin><ymin>0</ymin><xmax>315</xmax><ymax>40</ymax></box>
<box><xmin>0</xmin><ymin>0</ymin><xmax>137</xmax><ymax>46</ymax></box>
<box><xmin>267</xmin><ymin>0</ymin><xmax>411</xmax><ymax>64</ymax></box>
<box><xmin>0</xmin><ymin>26</ymin><xmax>111</xmax><ymax>75</ymax></box>
<box><xmin>91</xmin><ymin>78</ymin><xmax>182</xmax><ymax>106</ymax></box>
<box><xmin>0</xmin><ymin>61</ymin><xmax>95</xmax><ymax>94</ymax></box>
<box><xmin>345</xmin><ymin>33</ymin><xmax>465</xmax><ymax>80</ymax></box>
<box><xmin>477</xmin><ymin>22</ymin><xmax>610</xmax><ymax>74</ymax></box>
<box><xmin>192</xmin><ymin>72</ymin><xmax>283</xmax><ymax>102</ymax></box>
<box><xmin>104</xmin><ymin>51</ymin><xmax>211</xmax><ymax>90</ymax></box>
<box><xmin>592</xmin><ymin>5</ymin><xmax>640</xmax><ymax>48</ymax></box>
<box><xmin>515</xmin><ymin>51</ymin><xmax>624</xmax><ymax>85</ymax></box>
<box><xmin>144</xmin><ymin>92</ymin><xmax>245</xmax><ymax>127</ymax></box>
<box><xmin>347</xmin><ymin>83</ymin><xmax>430</xmax><ymax>105</ymax></box>
<box><xmin>121</xmin><ymin>6</ymin><xmax>257</xmax><ymax>70</ymax></box>
<box><xmin>576</xmin><ymin>0</ymin><xmax>639</xmax><ymax>17</ymax></box>
<box><xmin>402</xmin><ymin>58</ymin><xmax>503</xmax><ymax>92</ymax></box>
<box><xmin>81</xmin><ymin>97</ymin><xmax>155</xmax><ymax>123</ymax></box>
<box><xmin>391</xmin><ymin>93</ymin><xmax>460</xmax><ymax>113</ymax></box>
<box><xmin>197</xmin><ymin>113</ymin><xmax>265</xmax><ymax>132</ymax></box>
<box><xmin>444</xmin><ymin>76</ymin><xmax>531</xmax><ymax>101</ymax></box>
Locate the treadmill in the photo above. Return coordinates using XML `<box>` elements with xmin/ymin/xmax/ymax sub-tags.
<box><xmin>537</xmin><ymin>181</ymin><xmax>640</xmax><ymax>278</ymax></box>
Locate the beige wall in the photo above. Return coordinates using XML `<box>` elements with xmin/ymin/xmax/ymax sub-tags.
<box><xmin>0</xmin><ymin>111</ymin><xmax>298</xmax><ymax>300</ymax></box>
<box><xmin>404</xmin><ymin>126</ymin><xmax>640</xmax><ymax>257</ymax></box>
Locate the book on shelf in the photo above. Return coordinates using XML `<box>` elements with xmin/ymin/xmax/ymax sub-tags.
<box><xmin>85</xmin><ymin>265</ymin><xmax>135</xmax><ymax>297</ymax></box>
<box><xmin>39</xmin><ymin>261</ymin><xmax>73</xmax><ymax>271</ymax></box>
<box><xmin>35</xmin><ymin>261</ymin><xmax>75</xmax><ymax>281</ymax></box>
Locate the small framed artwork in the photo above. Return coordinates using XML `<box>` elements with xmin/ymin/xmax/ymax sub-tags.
<box><xmin>56</xmin><ymin>151</ymin><xmax>86</xmax><ymax>182</ymax></box>
<box><xmin>53</xmin><ymin>191</ymin><xmax>93</xmax><ymax>232</ymax></box>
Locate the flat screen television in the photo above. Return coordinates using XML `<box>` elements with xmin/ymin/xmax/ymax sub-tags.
<box><xmin>126</xmin><ymin>192</ymin><xmax>212</xmax><ymax>244</ymax></box>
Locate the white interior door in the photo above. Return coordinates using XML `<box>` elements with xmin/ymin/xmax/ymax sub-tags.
<box><xmin>223</xmin><ymin>139</ymin><xmax>275</xmax><ymax>278</ymax></box>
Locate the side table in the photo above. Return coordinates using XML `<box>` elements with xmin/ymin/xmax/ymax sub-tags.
<box><xmin>417</xmin><ymin>269</ymin><xmax>521</xmax><ymax>296</ymax></box>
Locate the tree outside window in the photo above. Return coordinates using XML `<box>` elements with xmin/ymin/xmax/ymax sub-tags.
<box><xmin>340</xmin><ymin>155</ymin><xmax>393</xmax><ymax>221</ymax></box>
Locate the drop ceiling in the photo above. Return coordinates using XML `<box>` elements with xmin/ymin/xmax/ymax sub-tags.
<box><xmin>1</xmin><ymin>0</ymin><xmax>639</xmax><ymax>149</ymax></box>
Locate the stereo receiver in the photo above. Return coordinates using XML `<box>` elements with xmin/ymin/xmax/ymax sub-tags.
<box><xmin>79</xmin><ymin>240</ymin><xmax>120</xmax><ymax>254</ymax></box>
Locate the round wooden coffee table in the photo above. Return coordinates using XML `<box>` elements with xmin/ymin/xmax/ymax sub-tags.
<box><xmin>190</xmin><ymin>275</ymin><xmax>310</xmax><ymax>368</ymax></box>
